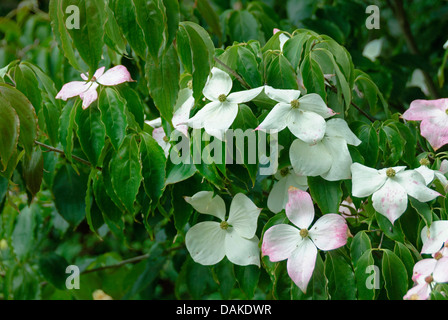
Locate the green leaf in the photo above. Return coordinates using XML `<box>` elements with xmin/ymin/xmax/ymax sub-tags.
<box><xmin>409</xmin><ymin>197</ymin><xmax>432</xmax><ymax>228</ymax></box>
<box><xmin>196</xmin><ymin>0</ymin><xmax>222</xmax><ymax>41</ymax></box>
<box><xmin>11</xmin><ymin>205</ymin><xmax>37</xmax><ymax>261</ymax></box>
<box><xmin>236</xmin><ymin>46</ymin><xmax>262</xmax><ymax>88</ymax></box>
<box><xmin>98</xmin><ymin>87</ymin><xmax>128</xmax><ymax>151</ymax></box>
<box><xmin>351</xmin><ymin>121</ymin><xmax>379</xmax><ymax>168</ymax></box>
<box><xmin>63</xmin><ymin>0</ymin><xmax>105</xmax><ymax>77</ymax></box>
<box><xmin>350</xmin><ymin>231</ymin><xmax>372</xmax><ymax>266</ymax></box>
<box><xmin>75</xmin><ymin>104</ymin><xmax>106</xmax><ymax>167</ymax></box>
<box><xmin>324</xmin><ymin>249</ymin><xmax>356</xmax><ymax>300</ymax></box>
<box><xmin>110</xmin><ymin>135</ymin><xmax>142</xmax><ymax>214</ymax></box>
<box><xmin>59</xmin><ymin>100</ymin><xmax>79</xmax><ymax>163</ymax></box>
<box><xmin>104</xmin><ymin>4</ymin><xmax>127</xmax><ymax>55</ymax></box>
<box><xmin>394</xmin><ymin>242</ymin><xmax>415</xmax><ymax>287</ymax></box>
<box><xmin>63</xmin><ymin>0</ymin><xmax>106</xmax><ymax>76</ymax></box>
<box><xmin>214</xmin><ymin>258</ymin><xmax>235</xmax><ymax>299</ymax></box>
<box><xmin>93</xmin><ymin>171</ymin><xmax>124</xmax><ymax>238</ymax></box>
<box><xmin>0</xmin><ymin>98</ymin><xmax>19</xmax><ymax>171</ymax></box>
<box><xmin>112</xmin><ymin>0</ymin><xmax>146</xmax><ymax>59</ymax></box>
<box><xmin>14</xmin><ymin>64</ymin><xmax>42</xmax><ymax>114</ymax></box>
<box><xmin>0</xmin><ymin>83</ymin><xmax>38</xmax><ymax>157</ymax></box>
<box><xmin>301</xmin><ymin>54</ymin><xmax>326</xmax><ymax>100</ymax></box>
<box><xmin>38</xmin><ymin>253</ymin><xmax>70</xmax><ymax>290</ymax></box>
<box><xmin>146</xmin><ymin>44</ymin><xmax>180</xmax><ymax>124</ymax></box>
<box><xmin>21</xmin><ymin>145</ymin><xmax>44</xmax><ymax>199</ymax></box>
<box><xmin>227</xmin><ymin>10</ymin><xmax>260</xmax><ymax>43</ymax></box>
<box><xmin>381</xmin><ymin>249</ymin><xmax>409</xmax><ymax>300</ymax></box>
<box><xmin>52</xmin><ymin>164</ymin><xmax>88</xmax><ymax>226</ymax></box>
<box><xmin>354</xmin><ymin>249</ymin><xmax>376</xmax><ymax>300</ymax></box>
<box><xmin>307</xmin><ymin>176</ymin><xmax>342</xmax><ymax>214</ymax></box>
<box><xmin>178</xmin><ymin>22</ymin><xmax>214</xmax><ymax>101</ymax></box>
<box><xmin>234</xmin><ymin>264</ymin><xmax>260</xmax><ymax>299</ymax></box>
<box><xmin>375</xmin><ymin>211</ymin><xmax>405</xmax><ymax>243</ymax></box>
<box><xmin>266</xmin><ymin>54</ymin><xmax>298</xmax><ymax>90</ymax></box>
<box><xmin>140</xmin><ymin>132</ymin><xmax>166</xmax><ymax>207</ymax></box>
<box><xmin>132</xmin><ymin>0</ymin><xmax>165</xmax><ymax>61</ymax></box>
<box><xmin>49</xmin><ymin>0</ymin><xmax>83</xmax><ymax>70</ymax></box>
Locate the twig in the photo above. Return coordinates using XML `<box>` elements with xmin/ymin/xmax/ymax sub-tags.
<box><xmin>34</xmin><ymin>140</ymin><xmax>101</xmax><ymax>170</ymax></box>
<box><xmin>388</xmin><ymin>0</ymin><xmax>439</xmax><ymax>99</ymax></box>
<box><xmin>81</xmin><ymin>253</ymin><xmax>150</xmax><ymax>274</ymax></box>
<box><xmin>214</xmin><ymin>56</ymin><xmax>251</xmax><ymax>89</ymax></box>
<box><xmin>328</xmin><ymin>84</ymin><xmax>376</xmax><ymax>122</ymax></box>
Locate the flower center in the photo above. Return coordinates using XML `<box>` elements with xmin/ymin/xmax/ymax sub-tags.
<box><xmin>419</xmin><ymin>158</ymin><xmax>430</xmax><ymax>166</ymax></box>
<box><xmin>187</xmin><ymin>80</ymin><xmax>193</xmax><ymax>90</ymax></box>
<box><xmin>290</xmin><ymin>99</ymin><xmax>300</xmax><ymax>109</ymax></box>
<box><xmin>425</xmin><ymin>275</ymin><xmax>433</xmax><ymax>284</ymax></box>
<box><xmin>434</xmin><ymin>251</ymin><xmax>443</xmax><ymax>260</ymax></box>
<box><xmin>163</xmin><ymin>136</ymin><xmax>169</xmax><ymax>143</ymax></box>
<box><xmin>299</xmin><ymin>228</ymin><xmax>309</xmax><ymax>238</ymax></box>
<box><xmin>280</xmin><ymin>167</ymin><xmax>290</xmax><ymax>177</ymax></box>
<box><xmin>220</xmin><ymin>221</ymin><xmax>229</xmax><ymax>230</ymax></box>
<box><xmin>218</xmin><ymin>94</ymin><xmax>227</xmax><ymax>102</ymax></box>
<box><xmin>445</xmin><ymin>108</ymin><xmax>448</xmax><ymax>115</ymax></box>
<box><xmin>91</xmin><ymin>76</ymin><xmax>97</xmax><ymax>82</ymax></box>
<box><xmin>386</xmin><ymin>168</ymin><xmax>396</xmax><ymax>178</ymax></box>
<box><xmin>410</xmin><ymin>294</ymin><xmax>419</xmax><ymax>300</ymax></box>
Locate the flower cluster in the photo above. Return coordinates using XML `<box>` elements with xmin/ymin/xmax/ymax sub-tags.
<box><xmin>404</xmin><ymin>220</ymin><xmax>448</xmax><ymax>300</ymax></box>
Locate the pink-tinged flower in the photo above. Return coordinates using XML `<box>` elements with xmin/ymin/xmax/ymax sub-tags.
<box><xmin>401</xmin><ymin>99</ymin><xmax>448</xmax><ymax>150</ymax></box>
<box><xmin>262</xmin><ymin>187</ymin><xmax>348</xmax><ymax>293</ymax></box>
<box><xmin>404</xmin><ymin>245</ymin><xmax>448</xmax><ymax>300</ymax></box>
<box><xmin>420</xmin><ymin>220</ymin><xmax>448</xmax><ymax>254</ymax></box>
<box><xmin>350</xmin><ymin>163</ymin><xmax>440</xmax><ymax>225</ymax></box>
<box><xmin>56</xmin><ymin>65</ymin><xmax>133</xmax><ymax>109</ymax></box>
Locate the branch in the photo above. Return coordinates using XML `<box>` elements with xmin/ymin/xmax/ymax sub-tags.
<box><xmin>214</xmin><ymin>56</ymin><xmax>251</xmax><ymax>89</ymax></box>
<box><xmin>34</xmin><ymin>140</ymin><xmax>101</xmax><ymax>170</ymax></box>
<box><xmin>328</xmin><ymin>84</ymin><xmax>376</xmax><ymax>122</ymax></box>
<box><xmin>389</xmin><ymin>0</ymin><xmax>439</xmax><ymax>99</ymax></box>
<box><xmin>81</xmin><ymin>254</ymin><xmax>150</xmax><ymax>275</ymax></box>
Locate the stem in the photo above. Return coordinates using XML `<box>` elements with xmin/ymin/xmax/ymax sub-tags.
<box><xmin>34</xmin><ymin>140</ymin><xmax>100</xmax><ymax>170</ymax></box>
<box><xmin>388</xmin><ymin>0</ymin><xmax>439</xmax><ymax>99</ymax></box>
<box><xmin>81</xmin><ymin>254</ymin><xmax>150</xmax><ymax>275</ymax></box>
<box><xmin>214</xmin><ymin>56</ymin><xmax>251</xmax><ymax>89</ymax></box>
<box><xmin>328</xmin><ymin>84</ymin><xmax>376</xmax><ymax>122</ymax></box>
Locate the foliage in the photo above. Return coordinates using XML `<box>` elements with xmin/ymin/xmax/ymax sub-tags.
<box><xmin>1</xmin><ymin>0</ymin><xmax>448</xmax><ymax>300</ymax></box>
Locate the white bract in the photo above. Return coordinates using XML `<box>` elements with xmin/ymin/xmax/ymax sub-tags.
<box><xmin>257</xmin><ymin>86</ymin><xmax>336</xmax><ymax>145</ymax></box>
<box><xmin>351</xmin><ymin>163</ymin><xmax>440</xmax><ymax>225</ymax></box>
<box><xmin>262</xmin><ymin>187</ymin><xmax>348</xmax><ymax>293</ymax></box>
<box><xmin>415</xmin><ymin>159</ymin><xmax>448</xmax><ymax>191</ymax></box>
<box><xmin>420</xmin><ymin>220</ymin><xmax>448</xmax><ymax>254</ymax></box>
<box><xmin>290</xmin><ymin>118</ymin><xmax>361</xmax><ymax>181</ymax></box>
<box><xmin>184</xmin><ymin>191</ymin><xmax>262</xmax><ymax>267</ymax></box>
<box><xmin>186</xmin><ymin>67</ymin><xmax>263</xmax><ymax>140</ymax></box>
<box><xmin>145</xmin><ymin>88</ymin><xmax>195</xmax><ymax>157</ymax></box>
<box><xmin>267</xmin><ymin>166</ymin><xmax>308</xmax><ymax>214</ymax></box>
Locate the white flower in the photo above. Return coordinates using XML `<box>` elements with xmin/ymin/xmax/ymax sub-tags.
<box><xmin>290</xmin><ymin>118</ymin><xmax>361</xmax><ymax>181</ymax></box>
<box><xmin>351</xmin><ymin>163</ymin><xmax>441</xmax><ymax>225</ymax></box>
<box><xmin>267</xmin><ymin>166</ymin><xmax>308</xmax><ymax>214</ymax></box>
<box><xmin>262</xmin><ymin>187</ymin><xmax>348</xmax><ymax>293</ymax></box>
<box><xmin>145</xmin><ymin>88</ymin><xmax>195</xmax><ymax>157</ymax></box>
<box><xmin>186</xmin><ymin>67</ymin><xmax>263</xmax><ymax>140</ymax></box>
<box><xmin>56</xmin><ymin>65</ymin><xmax>133</xmax><ymax>109</ymax></box>
<box><xmin>444</xmin><ymin>40</ymin><xmax>448</xmax><ymax>50</ymax></box>
<box><xmin>184</xmin><ymin>191</ymin><xmax>262</xmax><ymax>266</ymax></box>
<box><xmin>420</xmin><ymin>220</ymin><xmax>448</xmax><ymax>254</ymax></box>
<box><xmin>415</xmin><ymin>159</ymin><xmax>448</xmax><ymax>191</ymax></box>
<box><xmin>257</xmin><ymin>86</ymin><xmax>336</xmax><ymax>144</ymax></box>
